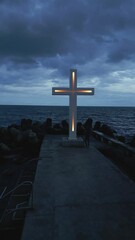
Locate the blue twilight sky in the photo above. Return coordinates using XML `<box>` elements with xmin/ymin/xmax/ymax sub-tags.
<box><xmin>0</xmin><ymin>0</ymin><xmax>135</xmax><ymax>106</ymax></box>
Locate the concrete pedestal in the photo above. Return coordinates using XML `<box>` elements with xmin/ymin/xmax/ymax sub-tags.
<box><xmin>61</xmin><ymin>137</ymin><xmax>85</xmax><ymax>147</ymax></box>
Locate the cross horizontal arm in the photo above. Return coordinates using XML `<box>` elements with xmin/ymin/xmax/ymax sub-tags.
<box><xmin>52</xmin><ymin>87</ymin><xmax>94</xmax><ymax>95</ymax></box>
<box><xmin>76</xmin><ymin>88</ymin><xmax>94</xmax><ymax>95</ymax></box>
<box><xmin>52</xmin><ymin>87</ymin><xmax>71</xmax><ymax>95</ymax></box>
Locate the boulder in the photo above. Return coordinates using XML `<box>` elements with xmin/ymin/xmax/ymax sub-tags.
<box><xmin>43</xmin><ymin>118</ymin><xmax>53</xmax><ymax>134</ymax></box>
<box><xmin>100</xmin><ymin>124</ymin><xmax>115</xmax><ymax>138</ymax></box>
<box><xmin>53</xmin><ymin>123</ymin><xmax>61</xmax><ymax>129</ymax></box>
<box><xmin>21</xmin><ymin>118</ymin><xmax>32</xmax><ymax>130</ymax></box>
<box><xmin>0</xmin><ymin>142</ymin><xmax>10</xmax><ymax>154</ymax></box>
<box><xmin>61</xmin><ymin>120</ymin><xmax>69</xmax><ymax>134</ymax></box>
<box><xmin>52</xmin><ymin>123</ymin><xmax>62</xmax><ymax>134</ymax></box>
<box><xmin>129</xmin><ymin>135</ymin><xmax>135</xmax><ymax>148</ymax></box>
<box><xmin>0</xmin><ymin>127</ymin><xmax>8</xmax><ymax>137</ymax></box>
<box><xmin>53</xmin><ymin>129</ymin><xmax>62</xmax><ymax>135</ymax></box>
<box><xmin>93</xmin><ymin>121</ymin><xmax>101</xmax><ymax>131</ymax></box>
<box><xmin>46</xmin><ymin>118</ymin><xmax>52</xmax><ymax>128</ymax></box>
<box><xmin>77</xmin><ymin>122</ymin><xmax>84</xmax><ymax>135</ymax></box>
<box><xmin>23</xmin><ymin>130</ymin><xmax>38</xmax><ymax>144</ymax></box>
<box><xmin>21</xmin><ymin>130</ymin><xmax>40</xmax><ymax>155</ymax></box>
<box><xmin>32</xmin><ymin>121</ymin><xmax>44</xmax><ymax>138</ymax></box>
<box><xmin>61</xmin><ymin>120</ymin><xmax>68</xmax><ymax>128</ymax></box>
<box><xmin>117</xmin><ymin>135</ymin><xmax>125</xmax><ymax>143</ymax></box>
<box><xmin>27</xmin><ymin>131</ymin><xmax>38</xmax><ymax>145</ymax></box>
<box><xmin>0</xmin><ymin>127</ymin><xmax>10</xmax><ymax>143</ymax></box>
<box><xmin>8</xmin><ymin>127</ymin><xmax>23</xmax><ymax>143</ymax></box>
<box><xmin>84</xmin><ymin>118</ymin><xmax>93</xmax><ymax>128</ymax></box>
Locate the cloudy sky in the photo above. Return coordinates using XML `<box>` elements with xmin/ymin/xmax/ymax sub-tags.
<box><xmin>0</xmin><ymin>0</ymin><xmax>135</xmax><ymax>106</ymax></box>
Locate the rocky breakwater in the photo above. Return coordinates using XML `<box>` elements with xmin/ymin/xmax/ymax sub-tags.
<box><xmin>93</xmin><ymin>120</ymin><xmax>135</xmax><ymax>182</ymax></box>
<box><xmin>0</xmin><ymin>117</ymin><xmax>70</xmax><ymax>161</ymax></box>
<box><xmin>42</xmin><ymin>117</ymin><xmax>135</xmax><ymax>146</ymax></box>
<box><xmin>0</xmin><ymin>119</ymin><xmax>48</xmax><ymax>239</ymax></box>
<box><xmin>93</xmin><ymin>120</ymin><xmax>135</xmax><ymax>146</ymax></box>
<box><xmin>44</xmin><ymin>118</ymin><xmax>87</xmax><ymax>136</ymax></box>
<box><xmin>1</xmin><ymin>116</ymin><xmax>135</xmax><ymax>173</ymax></box>
<box><xmin>0</xmin><ymin>119</ymin><xmax>46</xmax><ymax>161</ymax></box>
<box><xmin>93</xmin><ymin>121</ymin><xmax>126</xmax><ymax>142</ymax></box>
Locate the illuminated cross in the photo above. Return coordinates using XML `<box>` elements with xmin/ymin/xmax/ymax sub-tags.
<box><xmin>52</xmin><ymin>69</ymin><xmax>94</xmax><ymax>140</ymax></box>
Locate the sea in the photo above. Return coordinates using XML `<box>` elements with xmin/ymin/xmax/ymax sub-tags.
<box><xmin>0</xmin><ymin>105</ymin><xmax>135</xmax><ymax>141</ymax></box>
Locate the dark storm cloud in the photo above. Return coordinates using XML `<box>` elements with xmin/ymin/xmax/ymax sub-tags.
<box><xmin>0</xmin><ymin>0</ymin><xmax>135</xmax><ymax>106</ymax></box>
<box><xmin>0</xmin><ymin>0</ymin><xmax>87</xmax><ymax>60</ymax></box>
<box><xmin>108</xmin><ymin>38</ymin><xmax>135</xmax><ymax>62</ymax></box>
<box><xmin>0</xmin><ymin>0</ymin><xmax>135</xmax><ymax>65</ymax></box>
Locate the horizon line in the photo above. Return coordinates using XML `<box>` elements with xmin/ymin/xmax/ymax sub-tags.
<box><xmin>0</xmin><ymin>104</ymin><xmax>135</xmax><ymax>108</ymax></box>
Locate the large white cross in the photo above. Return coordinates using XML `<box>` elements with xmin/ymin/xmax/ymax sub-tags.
<box><xmin>52</xmin><ymin>69</ymin><xmax>94</xmax><ymax>140</ymax></box>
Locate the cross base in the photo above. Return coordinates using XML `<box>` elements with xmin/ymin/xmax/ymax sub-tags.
<box><xmin>61</xmin><ymin>137</ymin><xmax>85</xmax><ymax>148</ymax></box>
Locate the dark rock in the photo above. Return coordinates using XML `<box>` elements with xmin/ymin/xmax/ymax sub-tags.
<box><xmin>43</xmin><ymin>118</ymin><xmax>53</xmax><ymax>134</ymax></box>
<box><xmin>84</xmin><ymin>118</ymin><xmax>93</xmax><ymax>128</ymax></box>
<box><xmin>53</xmin><ymin>123</ymin><xmax>62</xmax><ymax>129</ymax></box>
<box><xmin>117</xmin><ymin>135</ymin><xmax>126</xmax><ymax>143</ymax></box>
<box><xmin>23</xmin><ymin>130</ymin><xmax>38</xmax><ymax>144</ymax></box>
<box><xmin>61</xmin><ymin>120</ymin><xmax>68</xmax><ymax>128</ymax></box>
<box><xmin>100</xmin><ymin>124</ymin><xmax>114</xmax><ymax>137</ymax></box>
<box><xmin>77</xmin><ymin>122</ymin><xmax>84</xmax><ymax>135</ymax></box>
<box><xmin>2</xmin><ymin>168</ymin><xmax>15</xmax><ymax>176</ymax></box>
<box><xmin>83</xmin><ymin>118</ymin><xmax>93</xmax><ymax>137</ymax></box>
<box><xmin>8</xmin><ymin>127</ymin><xmax>23</xmax><ymax>143</ymax></box>
<box><xmin>83</xmin><ymin>119</ymin><xmax>93</xmax><ymax>146</ymax></box>
<box><xmin>93</xmin><ymin>121</ymin><xmax>101</xmax><ymax>131</ymax></box>
<box><xmin>32</xmin><ymin>121</ymin><xmax>45</xmax><ymax>138</ymax></box>
<box><xmin>27</xmin><ymin>131</ymin><xmax>38</xmax><ymax>145</ymax></box>
<box><xmin>129</xmin><ymin>135</ymin><xmax>135</xmax><ymax>148</ymax></box>
<box><xmin>21</xmin><ymin>118</ymin><xmax>32</xmax><ymax>130</ymax></box>
<box><xmin>52</xmin><ymin>123</ymin><xmax>63</xmax><ymax>134</ymax></box>
<box><xmin>46</xmin><ymin>118</ymin><xmax>52</xmax><ymax>128</ymax></box>
<box><xmin>61</xmin><ymin>120</ymin><xmax>69</xmax><ymax>134</ymax></box>
<box><xmin>0</xmin><ymin>127</ymin><xmax>10</xmax><ymax>143</ymax></box>
<box><xmin>0</xmin><ymin>142</ymin><xmax>10</xmax><ymax>154</ymax></box>
<box><xmin>0</xmin><ymin>127</ymin><xmax>8</xmax><ymax>136</ymax></box>
<box><xmin>21</xmin><ymin>130</ymin><xmax>40</xmax><ymax>155</ymax></box>
<box><xmin>9</xmin><ymin>123</ymin><xmax>20</xmax><ymax>129</ymax></box>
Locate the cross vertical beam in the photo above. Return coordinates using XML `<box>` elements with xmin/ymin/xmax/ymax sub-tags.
<box><xmin>69</xmin><ymin>69</ymin><xmax>77</xmax><ymax>139</ymax></box>
<box><xmin>52</xmin><ymin>69</ymin><xmax>94</xmax><ymax>140</ymax></box>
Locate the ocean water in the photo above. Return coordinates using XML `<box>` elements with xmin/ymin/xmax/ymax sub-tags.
<box><xmin>0</xmin><ymin>105</ymin><xmax>135</xmax><ymax>140</ymax></box>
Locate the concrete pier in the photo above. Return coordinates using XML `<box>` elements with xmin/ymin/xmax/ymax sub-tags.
<box><xmin>21</xmin><ymin>135</ymin><xmax>135</xmax><ymax>240</ymax></box>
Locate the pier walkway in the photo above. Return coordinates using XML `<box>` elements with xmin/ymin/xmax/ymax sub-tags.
<box><xmin>21</xmin><ymin>135</ymin><xmax>135</xmax><ymax>240</ymax></box>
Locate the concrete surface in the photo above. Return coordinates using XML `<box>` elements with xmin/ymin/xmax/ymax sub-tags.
<box><xmin>61</xmin><ymin>137</ymin><xmax>85</xmax><ymax>147</ymax></box>
<box><xmin>21</xmin><ymin>135</ymin><xmax>135</xmax><ymax>240</ymax></box>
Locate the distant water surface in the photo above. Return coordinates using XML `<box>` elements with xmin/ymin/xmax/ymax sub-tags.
<box><xmin>0</xmin><ymin>105</ymin><xmax>135</xmax><ymax>140</ymax></box>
